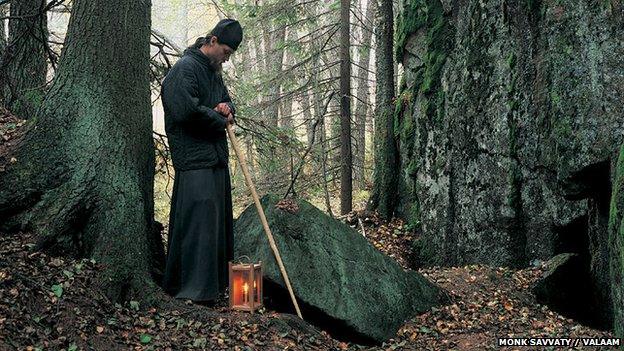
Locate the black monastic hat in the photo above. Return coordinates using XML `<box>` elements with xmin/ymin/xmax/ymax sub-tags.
<box><xmin>210</xmin><ymin>19</ymin><xmax>243</xmax><ymax>51</ymax></box>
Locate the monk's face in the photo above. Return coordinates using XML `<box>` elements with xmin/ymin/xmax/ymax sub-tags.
<box><xmin>203</xmin><ymin>37</ymin><xmax>234</xmax><ymax>66</ymax></box>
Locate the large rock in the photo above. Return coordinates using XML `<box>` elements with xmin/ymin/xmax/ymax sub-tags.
<box><xmin>609</xmin><ymin>145</ymin><xmax>624</xmax><ymax>338</ymax></box>
<box><xmin>395</xmin><ymin>0</ymin><xmax>623</xmax><ymax>327</ymax></box>
<box><xmin>233</xmin><ymin>195</ymin><xmax>447</xmax><ymax>343</ymax></box>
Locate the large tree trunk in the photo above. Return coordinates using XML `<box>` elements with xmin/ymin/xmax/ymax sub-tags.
<box><xmin>368</xmin><ymin>0</ymin><xmax>398</xmax><ymax>219</ymax></box>
<box><xmin>1</xmin><ymin>0</ymin><xmax>48</xmax><ymax>118</ymax></box>
<box><xmin>339</xmin><ymin>0</ymin><xmax>353</xmax><ymax>214</ymax></box>
<box><xmin>353</xmin><ymin>0</ymin><xmax>375</xmax><ymax>190</ymax></box>
<box><xmin>0</xmin><ymin>0</ymin><xmax>163</xmax><ymax>303</ymax></box>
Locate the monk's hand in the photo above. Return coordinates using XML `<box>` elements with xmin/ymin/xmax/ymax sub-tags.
<box><xmin>215</xmin><ymin>103</ymin><xmax>231</xmax><ymax>116</ymax></box>
<box><xmin>226</xmin><ymin>113</ymin><xmax>235</xmax><ymax>125</ymax></box>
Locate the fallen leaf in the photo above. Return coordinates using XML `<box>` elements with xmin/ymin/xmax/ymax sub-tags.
<box><xmin>140</xmin><ymin>333</ymin><xmax>152</xmax><ymax>344</ymax></box>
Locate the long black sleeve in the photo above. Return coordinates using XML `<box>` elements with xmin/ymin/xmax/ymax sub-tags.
<box><xmin>162</xmin><ymin>65</ymin><xmax>227</xmax><ymax>131</ymax></box>
<box><xmin>218</xmin><ymin>75</ymin><xmax>236</xmax><ymax>116</ymax></box>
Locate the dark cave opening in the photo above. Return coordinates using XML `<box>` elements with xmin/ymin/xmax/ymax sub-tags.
<box><xmin>553</xmin><ymin>215</ymin><xmax>590</xmax><ymax>259</ymax></box>
<box><xmin>560</xmin><ymin>160</ymin><xmax>612</xmax><ymax>208</ymax></box>
<box><xmin>540</xmin><ymin>160</ymin><xmax>613</xmax><ymax>330</ymax></box>
<box><xmin>262</xmin><ymin>279</ymin><xmax>380</xmax><ymax>345</ymax></box>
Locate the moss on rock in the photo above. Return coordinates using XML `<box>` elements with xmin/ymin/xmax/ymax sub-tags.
<box><xmin>609</xmin><ymin>145</ymin><xmax>624</xmax><ymax>337</ymax></box>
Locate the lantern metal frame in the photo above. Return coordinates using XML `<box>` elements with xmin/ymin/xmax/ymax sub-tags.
<box><xmin>228</xmin><ymin>261</ymin><xmax>263</xmax><ymax>312</ymax></box>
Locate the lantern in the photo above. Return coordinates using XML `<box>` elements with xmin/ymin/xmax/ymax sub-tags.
<box><xmin>229</xmin><ymin>261</ymin><xmax>263</xmax><ymax>312</ymax></box>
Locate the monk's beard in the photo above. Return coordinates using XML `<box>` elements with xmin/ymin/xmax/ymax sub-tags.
<box><xmin>205</xmin><ymin>52</ymin><xmax>223</xmax><ymax>73</ymax></box>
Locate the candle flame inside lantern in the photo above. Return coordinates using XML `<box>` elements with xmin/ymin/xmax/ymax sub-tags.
<box><xmin>243</xmin><ymin>282</ymin><xmax>249</xmax><ymax>304</ymax></box>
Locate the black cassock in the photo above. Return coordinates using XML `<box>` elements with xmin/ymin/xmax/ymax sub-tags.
<box><xmin>160</xmin><ymin>47</ymin><xmax>236</xmax><ymax>301</ymax></box>
<box><xmin>162</xmin><ymin>166</ymin><xmax>233</xmax><ymax>301</ymax></box>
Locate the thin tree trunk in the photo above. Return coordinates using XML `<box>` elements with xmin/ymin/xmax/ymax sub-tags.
<box><xmin>279</xmin><ymin>28</ymin><xmax>295</xmax><ymax>130</ymax></box>
<box><xmin>0</xmin><ymin>0</ymin><xmax>163</xmax><ymax>303</ymax></box>
<box><xmin>263</xmin><ymin>25</ymin><xmax>280</xmax><ymax>128</ymax></box>
<box><xmin>353</xmin><ymin>0</ymin><xmax>375</xmax><ymax>189</ymax></box>
<box><xmin>368</xmin><ymin>0</ymin><xmax>398</xmax><ymax>219</ymax></box>
<box><xmin>0</xmin><ymin>4</ymin><xmax>6</xmax><ymax>57</ymax></box>
<box><xmin>340</xmin><ymin>0</ymin><xmax>352</xmax><ymax>214</ymax></box>
<box><xmin>237</xmin><ymin>29</ymin><xmax>258</xmax><ymax>182</ymax></box>
<box><xmin>302</xmin><ymin>92</ymin><xmax>314</xmax><ymax>145</ymax></box>
<box><xmin>1</xmin><ymin>0</ymin><xmax>48</xmax><ymax>118</ymax></box>
<box><xmin>256</xmin><ymin>23</ymin><xmax>280</xmax><ymax>181</ymax></box>
<box><xmin>176</xmin><ymin>0</ymin><xmax>189</xmax><ymax>47</ymax></box>
<box><xmin>320</xmin><ymin>117</ymin><xmax>334</xmax><ymax>218</ymax></box>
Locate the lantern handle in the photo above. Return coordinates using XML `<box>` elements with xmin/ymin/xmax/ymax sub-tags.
<box><xmin>235</xmin><ymin>255</ymin><xmax>253</xmax><ymax>264</ymax></box>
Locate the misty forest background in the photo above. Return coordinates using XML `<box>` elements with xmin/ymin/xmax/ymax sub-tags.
<box><xmin>0</xmin><ymin>0</ymin><xmax>623</xmax><ymax>349</ymax></box>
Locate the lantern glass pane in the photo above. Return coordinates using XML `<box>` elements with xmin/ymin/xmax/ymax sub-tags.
<box><xmin>231</xmin><ymin>268</ymin><xmax>251</xmax><ymax>307</ymax></box>
<box><xmin>254</xmin><ymin>267</ymin><xmax>261</xmax><ymax>304</ymax></box>
<box><xmin>241</xmin><ymin>270</ymin><xmax>250</xmax><ymax>306</ymax></box>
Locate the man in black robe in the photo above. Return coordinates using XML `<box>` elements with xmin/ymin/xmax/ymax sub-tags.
<box><xmin>161</xmin><ymin>19</ymin><xmax>243</xmax><ymax>303</ymax></box>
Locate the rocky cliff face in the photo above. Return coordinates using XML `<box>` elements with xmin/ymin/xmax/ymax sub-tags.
<box><xmin>396</xmin><ymin>0</ymin><xmax>623</xmax><ymax>327</ymax></box>
<box><xmin>609</xmin><ymin>145</ymin><xmax>624</xmax><ymax>337</ymax></box>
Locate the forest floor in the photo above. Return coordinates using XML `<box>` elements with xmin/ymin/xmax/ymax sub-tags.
<box><xmin>0</xmin><ymin>110</ymin><xmax>618</xmax><ymax>350</ymax></box>
<box><xmin>0</xmin><ymin>217</ymin><xmax>617</xmax><ymax>351</ymax></box>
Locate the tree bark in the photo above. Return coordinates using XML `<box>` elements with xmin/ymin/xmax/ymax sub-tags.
<box><xmin>368</xmin><ymin>0</ymin><xmax>398</xmax><ymax>219</ymax></box>
<box><xmin>0</xmin><ymin>0</ymin><xmax>164</xmax><ymax>303</ymax></box>
<box><xmin>0</xmin><ymin>4</ymin><xmax>6</xmax><ymax>56</ymax></box>
<box><xmin>353</xmin><ymin>0</ymin><xmax>375</xmax><ymax>190</ymax></box>
<box><xmin>340</xmin><ymin>0</ymin><xmax>353</xmax><ymax>214</ymax></box>
<box><xmin>1</xmin><ymin>0</ymin><xmax>48</xmax><ymax>118</ymax></box>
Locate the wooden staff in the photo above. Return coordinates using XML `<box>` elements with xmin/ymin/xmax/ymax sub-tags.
<box><xmin>226</xmin><ymin>121</ymin><xmax>303</xmax><ymax>320</ymax></box>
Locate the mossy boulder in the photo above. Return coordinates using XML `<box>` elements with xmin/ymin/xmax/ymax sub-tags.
<box><xmin>233</xmin><ymin>195</ymin><xmax>447</xmax><ymax>343</ymax></box>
